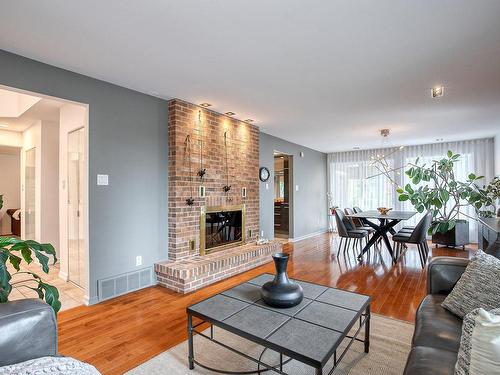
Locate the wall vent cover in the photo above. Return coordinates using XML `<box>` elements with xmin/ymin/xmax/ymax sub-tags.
<box><xmin>97</xmin><ymin>267</ymin><xmax>154</xmax><ymax>302</ymax></box>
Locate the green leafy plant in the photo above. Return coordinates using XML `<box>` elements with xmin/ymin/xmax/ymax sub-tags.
<box><xmin>396</xmin><ymin>151</ymin><xmax>495</xmax><ymax>235</ymax></box>
<box><xmin>486</xmin><ymin>176</ymin><xmax>500</xmax><ymax>201</ymax></box>
<box><xmin>0</xmin><ymin>237</ymin><xmax>61</xmax><ymax>313</ymax></box>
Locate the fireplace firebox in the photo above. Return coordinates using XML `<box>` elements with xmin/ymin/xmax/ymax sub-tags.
<box><xmin>200</xmin><ymin>204</ymin><xmax>246</xmax><ymax>255</ymax></box>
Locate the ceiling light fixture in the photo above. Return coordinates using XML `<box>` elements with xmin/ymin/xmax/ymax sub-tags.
<box><xmin>225</xmin><ymin>112</ymin><xmax>236</xmax><ymax>116</ymax></box>
<box><xmin>244</xmin><ymin>119</ymin><xmax>254</xmax><ymax>123</ymax></box>
<box><xmin>0</xmin><ymin>124</ymin><xmax>8</xmax><ymax>128</ymax></box>
<box><xmin>431</xmin><ymin>85</ymin><xmax>444</xmax><ymax>98</ymax></box>
<box><xmin>366</xmin><ymin>129</ymin><xmax>407</xmax><ymax>186</ymax></box>
<box><xmin>200</xmin><ymin>103</ymin><xmax>211</xmax><ymax>107</ymax></box>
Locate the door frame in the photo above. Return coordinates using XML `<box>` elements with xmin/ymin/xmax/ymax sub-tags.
<box><xmin>0</xmin><ymin>83</ymin><xmax>90</xmax><ymax>305</ymax></box>
<box><xmin>273</xmin><ymin>151</ymin><xmax>294</xmax><ymax>239</ymax></box>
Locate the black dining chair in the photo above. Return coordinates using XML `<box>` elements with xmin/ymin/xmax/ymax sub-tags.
<box><xmin>392</xmin><ymin>211</ymin><xmax>432</xmax><ymax>268</ymax></box>
<box><xmin>344</xmin><ymin>207</ymin><xmax>375</xmax><ymax>241</ymax></box>
<box><xmin>334</xmin><ymin>208</ymin><xmax>369</xmax><ymax>259</ymax></box>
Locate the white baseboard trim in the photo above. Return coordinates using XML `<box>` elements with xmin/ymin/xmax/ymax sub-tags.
<box><xmin>86</xmin><ymin>295</ymin><xmax>99</xmax><ymax>305</ymax></box>
<box><xmin>58</xmin><ymin>271</ymin><xmax>69</xmax><ymax>281</ymax></box>
<box><xmin>288</xmin><ymin>228</ymin><xmax>328</xmax><ymax>243</ymax></box>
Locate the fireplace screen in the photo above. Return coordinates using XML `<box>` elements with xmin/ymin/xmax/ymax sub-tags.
<box><xmin>200</xmin><ymin>205</ymin><xmax>246</xmax><ymax>255</ymax></box>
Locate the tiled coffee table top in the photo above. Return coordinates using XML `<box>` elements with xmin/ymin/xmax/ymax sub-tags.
<box><xmin>188</xmin><ymin>274</ymin><xmax>370</xmax><ymax>368</ymax></box>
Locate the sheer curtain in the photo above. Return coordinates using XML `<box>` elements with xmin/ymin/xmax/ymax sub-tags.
<box><xmin>327</xmin><ymin>138</ymin><xmax>495</xmax><ymax>241</ymax></box>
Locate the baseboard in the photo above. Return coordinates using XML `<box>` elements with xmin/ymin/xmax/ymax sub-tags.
<box><xmin>86</xmin><ymin>295</ymin><xmax>99</xmax><ymax>305</ymax></box>
<box><xmin>58</xmin><ymin>270</ymin><xmax>69</xmax><ymax>281</ymax></box>
<box><xmin>289</xmin><ymin>228</ymin><xmax>328</xmax><ymax>243</ymax></box>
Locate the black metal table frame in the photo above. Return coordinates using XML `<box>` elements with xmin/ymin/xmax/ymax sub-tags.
<box><xmin>356</xmin><ymin>218</ymin><xmax>402</xmax><ymax>264</ymax></box>
<box><xmin>187</xmin><ymin>304</ymin><xmax>370</xmax><ymax>375</ymax></box>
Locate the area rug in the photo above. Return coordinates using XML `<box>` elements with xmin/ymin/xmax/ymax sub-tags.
<box><xmin>126</xmin><ymin>314</ymin><xmax>413</xmax><ymax>375</ymax></box>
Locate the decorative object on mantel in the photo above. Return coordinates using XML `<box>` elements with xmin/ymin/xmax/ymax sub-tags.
<box><xmin>184</xmin><ymin>135</ymin><xmax>195</xmax><ymax>206</ymax></box>
<box><xmin>377</xmin><ymin>207</ymin><xmax>392</xmax><ymax>215</ymax></box>
<box><xmin>397</xmin><ymin>150</ymin><xmax>495</xmax><ymax>248</ymax></box>
<box><xmin>196</xmin><ymin>110</ymin><xmax>206</xmax><ymax>180</ymax></box>
<box><xmin>260</xmin><ymin>253</ymin><xmax>303</xmax><ymax>308</ymax></box>
<box><xmin>222</xmin><ymin>131</ymin><xmax>231</xmax><ymax>193</ymax></box>
<box><xmin>366</xmin><ymin>129</ymin><xmax>407</xmax><ymax>185</ymax></box>
<box><xmin>259</xmin><ymin>167</ymin><xmax>270</xmax><ymax>182</ymax></box>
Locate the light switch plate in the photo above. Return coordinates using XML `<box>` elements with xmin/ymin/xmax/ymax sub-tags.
<box><xmin>265</xmin><ymin>183</ymin><xmax>269</xmax><ymax>190</ymax></box>
<box><xmin>295</xmin><ymin>185</ymin><xmax>299</xmax><ymax>191</ymax></box>
<box><xmin>97</xmin><ymin>174</ymin><xmax>109</xmax><ymax>186</ymax></box>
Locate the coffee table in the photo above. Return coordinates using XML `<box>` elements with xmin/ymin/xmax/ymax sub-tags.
<box><xmin>187</xmin><ymin>274</ymin><xmax>371</xmax><ymax>374</ymax></box>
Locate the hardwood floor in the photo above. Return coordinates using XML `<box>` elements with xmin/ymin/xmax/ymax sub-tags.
<box><xmin>57</xmin><ymin>233</ymin><xmax>473</xmax><ymax>374</ymax></box>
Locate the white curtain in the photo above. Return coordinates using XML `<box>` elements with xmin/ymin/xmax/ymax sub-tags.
<box><xmin>327</xmin><ymin>138</ymin><xmax>495</xmax><ymax>242</ymax></box>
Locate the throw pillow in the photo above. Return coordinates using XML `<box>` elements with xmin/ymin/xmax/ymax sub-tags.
<box><xmin>442</xmin><ymin>250</ymin><xmax>500</xmax><ymax>318</ymax></box>
<box><xmin>0</xmin><ymin>356</ymin><xmax>101</xmax><ymax>375</ymax></box>
<box><xmin>455</xmin><ymin>308</ymin><xmax>500</xmax><ymax>375</ymax></box>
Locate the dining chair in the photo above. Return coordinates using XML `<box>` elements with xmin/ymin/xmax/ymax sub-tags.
<box><xmin>344</xmin><ymin>207</ymin><xmax>375</xmax><ymax>241</ymax></box>
<box><xmin>392</xmin><ymin>211</ymin><xmax>432</xmax><ymax>268</ymax></box>
<box><xmin>334</xmin><ymin>208</ymin><xmax>369</xmax><ymax>259</ymax></box>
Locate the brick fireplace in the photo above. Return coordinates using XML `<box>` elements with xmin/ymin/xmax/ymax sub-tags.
<box><xmin>155</xmin><ymin>99</ymin><xmax>282</xmax><ymax>293</ymax></box>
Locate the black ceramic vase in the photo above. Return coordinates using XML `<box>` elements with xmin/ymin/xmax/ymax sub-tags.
<box><xmin>261</xmin><ymin>253</ymin><xmax>303</xmax><ymax>308</ymax></box>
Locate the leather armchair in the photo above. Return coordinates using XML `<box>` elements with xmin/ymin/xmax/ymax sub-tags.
<box><xmin>404</xmin><ymin>257</ymin><xmax>469</xmax><ymax>375</ymax></box>
<box><xmin>0</xmin><ymin>299</ymin><xmax>58</xmax><ymax>367</ymax></box>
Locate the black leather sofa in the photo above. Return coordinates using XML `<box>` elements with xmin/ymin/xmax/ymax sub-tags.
<box><xmin>403</xmin><ymin>256</ymin><xmax>470</xmax><ymax>375</ymax></box>
<box><xmin>0</xmin><ymin>299</ymin><xmax>58</xmax><ymax>367</ymax></box>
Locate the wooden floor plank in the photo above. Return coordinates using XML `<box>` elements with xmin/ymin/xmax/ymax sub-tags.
<box><xmin>57</xmin><ymin>233</ymin><xmax>473</xmax><ymax>374</ymax></box>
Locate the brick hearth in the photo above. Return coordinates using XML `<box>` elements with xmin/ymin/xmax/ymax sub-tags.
<box><xmin>155</xmin><ymin>99</ymin><xmax>271</xmax><ymax>293</ymax></box>
<box><xmin>155</xmin><ymin>240</ymin><xmax>282</xmax><ymax>293</ymax></box>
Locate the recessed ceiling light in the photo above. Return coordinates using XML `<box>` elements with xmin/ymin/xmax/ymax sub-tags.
<box><xmin>0</xmin><ymin>124</ymin><xmax>8</xmax><ymax>128</ymax></box>
<box><xmin>225</xmin><ymin>112</ymin><xmax>236</xmax><ymax>116</ymax></box>
<box><xmin>200</xmin><ymin>103</ymin><xmax>211</xmax><ymax>107</ymax></box>
<box><xmin>431</xmin><ymin>85</ymin><xmax>444</xmax><ymax>98</ymax></box>
<box><xmin>244</xmin><ymin>119</ymin><xmax>254</xmax><ymax>123</ymax></box>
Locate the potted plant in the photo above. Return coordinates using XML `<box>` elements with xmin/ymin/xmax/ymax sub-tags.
<box><xmin>0</xmin><ymin>237</ymin><xmax>61</xmax><ymax>313</ymax></box>
<box><xmin>397</xmin><ymin>151</ymin><xmax>495</xmax><ymax>248</ymax></box>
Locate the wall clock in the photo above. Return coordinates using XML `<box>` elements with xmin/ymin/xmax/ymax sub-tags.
<box><xmin>259</xmin><ymin>167</ymin><xmax>270</xmax><ymax>182</ymax></box>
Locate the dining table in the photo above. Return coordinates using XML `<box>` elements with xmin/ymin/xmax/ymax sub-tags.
<box><xmin>347</xmin><ymin>210</ymin><xmax>417</xmax><ymax>263</ymax></box>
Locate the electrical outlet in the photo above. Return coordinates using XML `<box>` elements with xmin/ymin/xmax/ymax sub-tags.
<box><xmin>135</xmin><ymin>255</ymin><xmax>142</xmax><ymax>266</ymax></box>
<box><xmin>261</xmin><ymin>230</ymin><xmax>264</xmax><ymax>237</ymax></box>
<box><xmin>189</xmin><ymin>239</ymin><xmax>196</xmax><ymax>251</ymax></box>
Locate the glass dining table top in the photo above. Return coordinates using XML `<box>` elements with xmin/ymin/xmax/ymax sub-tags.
<box><xmin>347</xmin><ymin>210</ymin><xmax>417</xmax><ymax>221</ymax></box>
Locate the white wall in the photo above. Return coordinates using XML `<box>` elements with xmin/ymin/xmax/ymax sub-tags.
<box><xmin>41</xmin><ymin>121</ymin><xmax>59</xmax><ymax>251</ymax></box>
<box><xmin>0</xmin><ymin>129</ymin><xmax>22</xmax><ymax>147</ymax></box>
<box><xmin>0</xmin><ymin>151</ymin><xmax>21</xmax><ymax>235</ymax></box>
<box><xmin>58</xmin><ymin>103</ymin><xmax>87</xmax><ymax>289</ymax></box>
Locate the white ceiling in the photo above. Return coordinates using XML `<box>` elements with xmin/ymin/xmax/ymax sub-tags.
<box><xmin>1</xmin><ymin>1</ymin><xmax>499</xmax><ymax>152</ymax></box>
<box><xmin>0</xmin><ymin>95</ymin><xmax>62</xmax><ymax>133</ymax></box>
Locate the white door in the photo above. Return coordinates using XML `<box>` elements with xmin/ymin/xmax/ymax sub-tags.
<box><xmin>24</xmin><ymin>148</ymin><xmax>36</xmax><ymax>240</ymax></box>
<box><xmin>67</xmin><ymin>128</ymin><xmax>85</xmax><ymax>287</ymax></box>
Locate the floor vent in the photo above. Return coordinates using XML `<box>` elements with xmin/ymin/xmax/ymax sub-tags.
<box><xmin>98</xmin><ymin>267</ymin><xmax>154</xmax><ymax>302</ymax></box>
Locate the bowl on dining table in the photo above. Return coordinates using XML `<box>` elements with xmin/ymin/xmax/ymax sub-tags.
<box><xmin>377</xmin><ymin>207</ymin><xmax>392</xmax><ymax>215</ymax></box>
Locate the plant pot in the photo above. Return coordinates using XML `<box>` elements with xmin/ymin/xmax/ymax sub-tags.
<box><xmin>261</xmin><ymin>253</ymin><xmax>303</xmax><ymax>308</ymax></box>
<box><xmin>432</xmin><ymin>220</ymin><xmax>469</xmax><ymax>248</ymax></box>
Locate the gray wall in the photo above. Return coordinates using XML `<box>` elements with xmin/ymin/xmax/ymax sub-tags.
<box><xmin>259</xmin><ymin>132</ymin><xmax>328</xmax><ymax>240</ymax></box>
<box><xmin>0</xmin><ymin>50</ymin><xmax>168</xmax><ymax>303</ymax></box>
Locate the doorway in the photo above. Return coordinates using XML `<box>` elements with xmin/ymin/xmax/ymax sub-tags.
<box><xmin>273</xmin><ymin>152</ymin><xmax>292</xmax><ymax>239</ymax></box>
<box><xmin>0</xmin><ymin>84</ymin><xmax>89</xmax><ymax>309</ymax></box>
<box><xmin>67</xmin><ymin>128</ymin><xmax>85</xmax><ymax>288</ymax></box>
<box><xmin>24</xmin><ymin>147</ymin><xmax>36</xmax><ymax>240</ymax></box>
